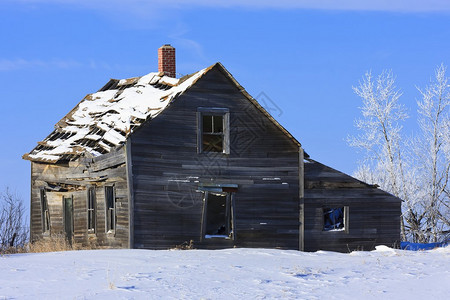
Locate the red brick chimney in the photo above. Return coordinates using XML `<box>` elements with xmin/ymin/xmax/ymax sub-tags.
<box><xmin>158</xmin><ymin>44</ymin><xmax>176</xmax><ymax>78</ymax></box>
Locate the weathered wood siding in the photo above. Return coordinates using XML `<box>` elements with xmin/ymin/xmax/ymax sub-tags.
<box><xmin>303</xmin><ymin>160</ymin><xmax>401</xmax><ymax>252</ymax></box>
<box><xmin>129</xmin><ymin>66</ymin><xmax>300</xmax><ymax>250</ymax></box>
<box><xmin>30</xmin><ymin>147</ymin><xmax>129</xmax><ymax>248</ymax></box>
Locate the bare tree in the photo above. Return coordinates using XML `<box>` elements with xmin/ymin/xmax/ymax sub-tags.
<box><xmin>0</xmin><ymin>188</ymin><xmax>28</xmax><ymax>252</ymax></box>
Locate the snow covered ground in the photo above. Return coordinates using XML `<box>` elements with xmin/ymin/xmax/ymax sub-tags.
<box><xmin>0</xmin><ymin>246</ymin><xmax>449</xmax><ymax>299</ymax></box>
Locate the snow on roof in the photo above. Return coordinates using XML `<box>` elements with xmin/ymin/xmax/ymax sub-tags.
<box><xmin>24</xmin><ymin>67</ymin><xmax>209</xmax><ymax>163</ymax></box>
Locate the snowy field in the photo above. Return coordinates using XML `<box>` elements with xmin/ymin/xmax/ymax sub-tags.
<box><xmin>0</xmin><ymin>246</ymin><xmax>449</xmax><ymax>299</ymax></box>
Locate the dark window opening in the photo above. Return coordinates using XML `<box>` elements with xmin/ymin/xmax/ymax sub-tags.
<box><xmin>202</xmin><ymin>115</ymin><xmax>224</xmax><ymax>152</ymax></box>
<box><xmin>63</xmin><ymin>196</ymin><xmax>74</xmax><ymax>243</ymax></box>
<box><xmin>40</xmin><ymin>189</ymin><xmax>50</xmax><ymax>233</ymax></box>
<box><xmin>87</xmin><ymin>187</ymin><xmax>96</xmax><ymax>233</ymax></box>
<box><xmin>323</xmin><ymin>207</ymin><xmax>345</xmax><ymax>231</ymax></box>
<box><xmin>105</xmin><ymin>186</ymin><xmax>116</xmax><ymax>232</ymax></box>
<box><xmin>204</xmin><ymin>192</ymin><xmax>233</xmax><ymax>239</ymax></box>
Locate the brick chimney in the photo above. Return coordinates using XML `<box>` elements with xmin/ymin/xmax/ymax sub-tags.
<box><xmin>158</xmin><ymin>44</ymin><xmax>176</xmax><ymax>78</ymax></box>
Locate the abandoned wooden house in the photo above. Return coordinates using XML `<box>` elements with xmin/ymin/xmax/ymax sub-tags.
<box><xmin>23</xmin><ymin>45</ymin><xmax>401</xmax><ymax>252</ymax></box>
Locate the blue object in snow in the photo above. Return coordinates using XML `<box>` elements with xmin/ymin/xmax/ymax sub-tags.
<box><xmin>400</xmin><ymin>241</ymin><xmax>448</xmax><ymax>251</ymax></box>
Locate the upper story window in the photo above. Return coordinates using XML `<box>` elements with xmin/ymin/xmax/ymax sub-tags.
<box><xmin>202</xmin><ymin>115</ymin><xmax>224</xmax><ymax>152</ymax></box>
<box><xmin>197</xmin><ymin>108</ymin><xmax>230</xmax><ymax>154</ymax></box>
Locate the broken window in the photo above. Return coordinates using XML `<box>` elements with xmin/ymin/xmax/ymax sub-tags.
<box><xmin>203</xmin><ymin>192</ymin><xmax>234</xmax><ymax>239</ymax></box>
<box><xmin>87</xmin><ymin>187</ymin><xmax>96</xmax><ymax>233</ymax></box>
<box><xmin>323</xmin><ymin>207</ymin><xmax>348</xmax><ymax>231</ymax></box>
<box><xmin>40</xmin><ymin>189</ymin><xmax>50</xmax><ymax>233</ymax></box>
<box><xmin>105</xmin><ymin>186</ymin><xmax>116</xmax><ymax>232</ymax></box>
<box><xmin>202</xmin><ymin>115</ymin><xmax>224</xmax><ymax>152</ymax></box>
<box><xmin>197</xmin><ymin>108</ymin><xmax>230</xmax><ymax>154</ymax></box>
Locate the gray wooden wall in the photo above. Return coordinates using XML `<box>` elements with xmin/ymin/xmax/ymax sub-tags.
<box><xmin>30</xmin><ymin>148</ymin><xmax>129</xmax><ymax>248</ymax></box>
<box><xmin>129</xmin><ymin>66</ymin><xmax>301</xmax><ymax>250</ymax></box>
<box><xmin>303</xmin><ymin>160</ymin><xmax>401</xmax><ymax>252</ymax></box>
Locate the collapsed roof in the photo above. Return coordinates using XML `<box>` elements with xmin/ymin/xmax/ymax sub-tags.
<box><xmin>24</xmin><ymin>63</ymin><xmax>300</xmax><ymax>164</ymax></box>
<box><xmin>23</xmin><ymin>67</ymin><xmax>209</xmax><ymax>163</ymax></box>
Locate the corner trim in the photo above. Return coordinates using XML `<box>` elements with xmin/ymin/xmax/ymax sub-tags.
<box><xmin>125</xmin><ymin>140</ymin><xmax>135</xmax><ymax>249</ymax></box>
<box><xmin>299</xmin><ymin>147</ymin><xmax>305</xmax><ymax>251</ymax></box>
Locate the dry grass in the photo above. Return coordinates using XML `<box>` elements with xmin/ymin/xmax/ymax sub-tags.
<box><xmin>2</xmin><ymin>235</ymin><xmax>104</xmax><ymax>255</ymax></box>
<box><xmin>27</xmin><ymin>234</ymin><xmax>73</xmax><ymax>253</ymax></box>
<box><xmin>173</xmin><ymin>240</ymin><xmax>194</xmax><ymax>250</ymax></box>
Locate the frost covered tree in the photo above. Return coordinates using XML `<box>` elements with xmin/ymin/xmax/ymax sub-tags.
<box><xmin>412</xmin><ymin>64</ymin><xmax>450</xmax><ymax>242</ymax></box>
<box><xmin>349</xmin><ymin>65</ymin><xmax>450</xmax><ymax>243</ymax></box>
<box><xmin>348</xmin><ymin>70</ymin><xmax>410</xmax><ymax>240</ymax></box>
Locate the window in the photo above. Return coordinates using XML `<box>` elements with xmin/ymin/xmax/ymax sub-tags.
<box><xmin>40</xmin><ymin>189</ymin><xmax>50</xmax><ymax>233</ymax></box>
<box><xmin>63</xmin><ymin>196</ymin><xmax>74</xmax><ymax>243</ymax></box>
<box><xmin>87</xmin><ymin>187</ymin><xmax>96</xmax><ymax>233</ymax></box>
<box><xmin>202</xmin><ymin>115</ymin><xmax>224</xmax><ymax>152</ymax></box>
<box><xmin>323</xmin><ymin>206</ymin><xmax>348</xmax><ymax>232</ymax></box>
<box><xmin>202</xmin><ymin>192</ymin><xmax>234</xmax><ymax>239</ymax></box>
<box><xmin>105</xmin><ymin>186</ymin><xmax>116</xmax><ymax>232</ymax></box>
<box><xmin>197</xmin><ymin>108</ymin><xmax>230</xmax><ymax>154</ymax></box>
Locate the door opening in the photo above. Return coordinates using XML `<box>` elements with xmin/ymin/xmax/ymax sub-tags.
<box><xmin>203</xmin><ymin>192</ymin><xmax>234</xmax><ymax>239</ymax></box>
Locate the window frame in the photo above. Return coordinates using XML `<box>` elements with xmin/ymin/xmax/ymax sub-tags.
<box><xmin>105</xmin><ymin>185</ymin><xmax>116</xmax><ymax>234</ymax></box>
<box><xmin>40</xmin><ymin>188</ymin><xmax>50</xmax><ymax>234</ymax></box>
<box><xmin>201</xmin><ymin>191</ymin><xmax>235</xmax><ymax>241</ymax></box>
<box><xmin>197</xmin><ymin>107</ymin><xmax>230</xmax><ymax>154</ymax></box>
<box><xmin>322</xmin><ymin>206</ymin><xmax>349</xmax><ymax>233</ymax></box>
<box><xmin>87</xmin><ymin>187</ymin><xmax>96</xmax><ymax>234</ymax></box>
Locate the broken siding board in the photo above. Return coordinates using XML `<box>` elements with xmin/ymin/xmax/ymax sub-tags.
<box><xmin>90</xmin><ymin>147</ymin><xmax>127</xmax><ymax>172</ymax></box>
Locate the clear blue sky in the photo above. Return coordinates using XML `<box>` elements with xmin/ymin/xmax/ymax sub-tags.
<box><xmin>1</xmin><ymin>1</ymin><xmax>449</xmax><ymax>213</ymax></box>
